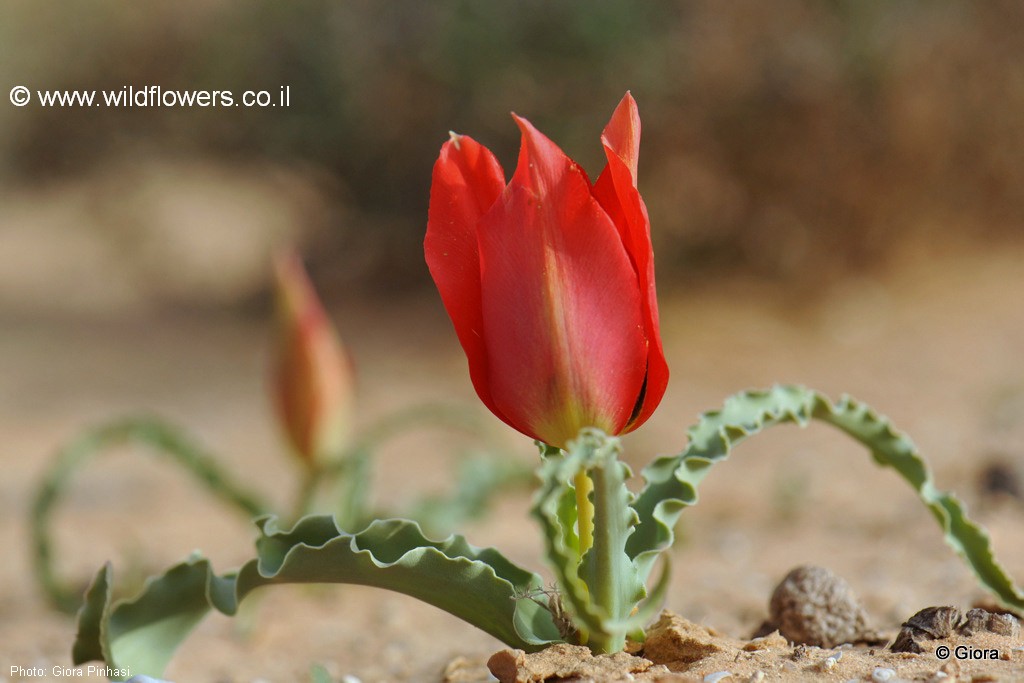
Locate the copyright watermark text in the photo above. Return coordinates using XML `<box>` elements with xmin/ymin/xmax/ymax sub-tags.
<box><xmin>9</xmin><ymin>84</ymin><xmax>290</xmax><ymax>108</ymax></box>
<box><xmin>934</xmin><ymin>644</ymin><xmax>1002</xmax><ymax>660</ymax></box>
<box><xmin>10</xmin><ymin>664</ymin><xmax>131</xmax><ymax>678</ymax></box>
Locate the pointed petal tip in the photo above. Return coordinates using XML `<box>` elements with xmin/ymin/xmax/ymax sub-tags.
<box><xmin>600</xmin><ymin>93</ymin><xmax>642</xmax><ymax>183</ymax></box>
<box><xmin>510</xmin><ymin>111</ymin><xmax>531</xmax><ymax>133</ymax></box>
<box><xmin>512</xmin><ymin>112</ymin><xmax>554</xmax><ymax>145</ymax></box>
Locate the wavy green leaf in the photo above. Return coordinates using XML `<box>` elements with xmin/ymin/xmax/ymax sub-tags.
<box><xmin>33</xmin><ymin>417</ymin><xmax>269</xmax><ymax>613</ymax></box>
<box><xmin>626</xmin><ymin>384</ymin><xmax>1024</xmax><ymax>613</ymax></box>
<box><xmin>36</xmin><ymin>407</ymin><xmax>518</xmax><ymax>614</ymax></box>
<box><xmin>73</xmin><ymin>515</ymin><xmax>562</xmax><ymax>679</ymax></box>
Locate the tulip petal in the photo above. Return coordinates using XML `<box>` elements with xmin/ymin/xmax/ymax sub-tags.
<box><xmin>592</xmin><ymin>93</ymin><xmax>669</xmax><ymax>432</ymax></box>
<box><xmin>476</xmin><ymin>116</ymin><xmax>648</xmax><ymax>447</ymax></box>
<box><xmin>425</xmin><ymin>134</ymin><xmax>514</xmax><ymax>427</ymax></box>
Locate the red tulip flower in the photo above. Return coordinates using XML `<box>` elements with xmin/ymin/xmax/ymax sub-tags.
<box><xmin>271</xmin><ymin>250</ymin><xmax>355</xmax><ymax>467</ymax></box>
<box><xmin>425</xmin><ymin>93</ymin><xmax>668</xmax><ymax>448</ymax></box>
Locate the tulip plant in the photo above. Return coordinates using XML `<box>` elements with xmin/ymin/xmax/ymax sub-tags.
<box><xmin>33</xmin><ymin>250</ymin><xmax>524</xmax><ymax>614</ymax></box>
<box><xmin>72</xmin><ymin>94</ymin><xmax>1023</xmax><ymax>679</ymax></box>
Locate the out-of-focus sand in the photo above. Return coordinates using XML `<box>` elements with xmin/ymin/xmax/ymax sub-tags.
<box><xmin>2</xmin><ymin>241</ymin><xmax>1022</xmax><ymax>681</ymax></box>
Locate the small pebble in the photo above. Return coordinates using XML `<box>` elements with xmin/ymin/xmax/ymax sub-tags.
<box><xmin>986</xmin><ymin>612</ymin><xmax>1020</xmax><ymax>637</ymax></box>
<box><xmin>872</xmin><ymin>668</ymin><xmax>896</xmax><ymax>682</ymax></box>
<box><xmin>341</xmin><ymin>676</ymin><xmax>363</xmax><ymax>683</ymax></box>
<box><xmin>768</xmin><ymin>565</ymin><xmax>872</xmax><ymax>647</ymax></box>
<box><xmin>704</xmin><ymin>672</ymin><xmax>731</xmax><ymax>683</ymax></box>
<box><xmin>747</xmin><ymin>673</ymin><xmax>765</xmax><ymax>683</ymax></box>
<box><xmin>821</xmin><ymin>649</ymin><xmax>844</xmax><ymax>670</ymax></box>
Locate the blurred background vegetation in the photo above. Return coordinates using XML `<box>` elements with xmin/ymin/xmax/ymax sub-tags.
<box><xmin>2</xmin><ymin>0</ymin><xmax>1023</xmax><ymax>313</ymax></box>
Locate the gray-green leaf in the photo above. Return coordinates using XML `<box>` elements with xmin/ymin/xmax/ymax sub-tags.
<box><xmin>73</xmin><ymin>516</ymin><xmax>562</xmax><ymax>679</ymax></box>
<box><xmin>627</xmin><ymin>385</ymin><xmax>1024</xmax><ymax>614</ymax></box>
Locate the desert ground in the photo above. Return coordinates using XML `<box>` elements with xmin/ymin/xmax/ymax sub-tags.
<box><xmin>2</xmin><ymin>238</ymin><xmax>1023</xmax><ymax>681</ymax></box>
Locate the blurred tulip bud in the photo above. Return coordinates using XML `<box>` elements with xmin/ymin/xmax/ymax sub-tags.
<box><xmin>271</xmin><ymin>250</ymin><xmax>355</xmax><ymax>467</ymax></box>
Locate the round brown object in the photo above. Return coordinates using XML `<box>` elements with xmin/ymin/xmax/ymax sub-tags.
<box><xmin>769</xmin><ymin>565</ymin><xmax>871</xmax><ymax>648</ymax></box>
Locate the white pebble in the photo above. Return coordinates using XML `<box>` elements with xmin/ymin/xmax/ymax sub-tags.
<box><xmin>747</xmin><ymin>672</ymin><xmax>765</xmax><ymax>683</ymax></box>
<box><xmin>341</xmin><ymin>677</ymin><xmax>363</xmax><ymax>683</ymax></box>
<box><xmin>821</xmin><ymin>649</ymin><xmax>843</xmax><ymax>670</ymax></box>
<box><xmin>704</xmin><ymin>672</ymin><xmax>732</xmax><ymax>683</ymax></box>
<box><xmin>872</xmin><ymin>668</ymin><xmax>897</xmax><ymax>682</ymax></box>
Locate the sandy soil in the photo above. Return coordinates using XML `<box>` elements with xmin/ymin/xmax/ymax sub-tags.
<box><xmin>2</xmin><ymin>239</ymin><xmax>1023</xmax><ymax>681</ymax></box>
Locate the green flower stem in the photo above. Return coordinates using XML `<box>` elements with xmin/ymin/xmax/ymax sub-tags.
<box><xmin>291</xmin><ymin>464</ymin><xmax>324</xmax><ymax>522</ymax></box>
<box><xmin>333</xmin><ymin>449</ymin><xmax>371</xmax><ymax>530</ymax></box>
<box><xmin>32</xmin><ymin>417</ymin><xmax>270</xmax><ymax>613</ymax></box>
<box><xmin>576</xmin><ymin>433</ymin><xmax>644</xmax><ymax>653</ymax></box>
<box><xmin>533</xmin><ymin>431</ymin><xmax>646</xmax><ymax>653</ymax></box>
<box><xmin>583</xmin><ymin>464</ymin><xmax>621</xmax><ymax>652</ymax></box>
